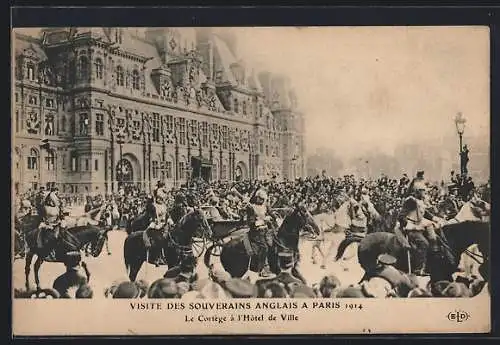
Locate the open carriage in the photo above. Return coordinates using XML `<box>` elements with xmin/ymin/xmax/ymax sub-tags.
<box><xmin>191</xmin><ymin>206</ymin><xmax>250</xmax><ymax>258</ymax></box>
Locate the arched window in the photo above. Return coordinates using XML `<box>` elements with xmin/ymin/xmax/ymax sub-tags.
<box><xmin>233</xmin><ymin>98</ymin><xmax>239</xmax><ymax>113</ymax></box>
<box><xmin>116</xmin><ymin>66</ymin><xmax>124</xmax><ymax>86</ymax></box>
<box><xmin>27</xmin><ymin>63</ymin><xmax>35</xmax><ymax>81</ymax></box>
<box><xmin>78</xmin><ymin>56</ymin><xmax>89</xmax><ymax>81</ymax></box>
<box><xmin>45</xmin><ymin>150</ymin><xmax>55</xmax><ymax>171</ymax></box>
<box><xmin>132</xmin><ymin>70</ymin><xmax>140</xmax><ymax>90</ymax></box>
<box><xmin>94</xmin><ymin>58</ymin><xmax>103</xmax><ymax>79</ymax></box>
<box><xmin>27</xmin><ymin>148</ymin><xmax>38</xmax><ymax>170</ymax></box>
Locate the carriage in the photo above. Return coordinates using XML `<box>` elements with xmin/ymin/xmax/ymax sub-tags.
<box><xmin>191</xmin><ymin>206</ymin><xmax>250</xmax><ymax>258</ymax></box>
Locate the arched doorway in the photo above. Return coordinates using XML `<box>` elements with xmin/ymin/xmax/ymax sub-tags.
<box><xmin>235</xmin><ymin>161</ymin><xmax>248</xmax><ymax>181</ymax></box>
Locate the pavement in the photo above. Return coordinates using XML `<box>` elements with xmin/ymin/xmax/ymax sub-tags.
<box><xmin>13</xmin><ymin>227</ymin><xmax>367</xmax><ymax>299</ymax></box>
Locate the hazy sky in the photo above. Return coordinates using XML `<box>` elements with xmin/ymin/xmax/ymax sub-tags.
<box><xmin>14</xmin><ymin>27</ymin><xmax>489</xmax><ymax>161</ymax></box>
<box><xmin>233</xmin><ymin>26</ymin><xmax>490</xmax><ymax>159</ymax></box>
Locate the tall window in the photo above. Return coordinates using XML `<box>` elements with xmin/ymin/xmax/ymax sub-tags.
<box><xmin>27</xmin><ymin>63</ymin><xmax>35</xmax><ymax>81</ymax></box>
<box><xmin>166</xmin><ymin>115</ymin><xmax>174</xmax><ymax>133</ymax></box>
<box><xmin>178</xmin><ymin>118</ymin><xmax>186</xmax><ymax>145</ymax></box>
<box><xmin>45</xmin><ymin>150</ymin><xmax>55</xmax><ymax>171</ymax></box>
<box><xmin>27</xmin><ymin>149</ymin><xmax>38</xmax><ymax>170</ymax></box>
<box><xmin>165</xmin><ymin>161</ymin><xmax>173</xmax><ymax>179</ymax></box>
<box><xmin>45</xmin><ymin>98</ymin><xmax>54</xmax><ymax>108</ymax></box>
<box><xmin>243</xmin><ymin>101</ymin><xmax>247</xmax><ymax>115</ymax></box>
<box><xmin>201</xmin><ymin>122</ymin><xmax>208</xmax><ymax>147</ymax></box>
<box><xmin>152</xmin><ymin>161</ymin><xmax>159</xmax><ymax>179</ymax></box>
<box><xmin>233</xmin><ymin>98</ymin><xmax>239</xmax><ymax>113</ymax></box>
<box><xmin>95</xmin><ymin>114</ymin><xmax>104</xmax><ymax>136</ymax></box>
<box><xmin>222</xmin><ymin>125</ymin><xmax>229</xmax><ymax>150</ymax></box>
<box><xmin>71</xmin><ymin>153</ymin><xmax>78</xmax><ymax>171</ymax></box>
<box><xmin>28</xmin><ymin>96</ymin><xmax>37</xmax><ymax>105</ymax></box>
<box><xmin>259</xmin><ymin>139</ymin><xmax>264</xmax><ymax>154</ymax></box>
<box><xmin>94</xmin><ymin>58</ymin><xmax>103</xmax><ymax>79</ymax></box>
<box><xmin>259</xmin><ymin>104</ymin><xmax>263</xmax><ymax>117</ymax></box>
<box><xmin>190</xmin><ymin>119</ymin><xmax>198</xmax><ymax>143</ymax></box>
<box><xmin>94</xmin><ymin>159</ymin><xmax>99</xmax><ymax>171</ymax></box>
<box><xmin>44</xmin><ymin>114</ymin><xmax>54</xmax><ymax>136</ymax></box>
<box><xmin>79</xmin><ymin>113</ymin><xmax>89</xmax><ymax>135</ymax></box>
<box><xmin>15</xmin><ymin>110</ymin><xmax>19</xmax><ymax>133</ymax></box>
<box><xmin>116</xmin><ymin>66</ymin><xmax>124</xmax><ymax>86</ymax></box>
<box><xmin>179</xmin><ymin>161</ymin><xmax>185</xmax><ymax>180</ymax></box>
<box><xmin>84</xmin><ymin>159</ymin><xmax>90</xmax><ymax>171</ymax></box>
<box><xmin>78</xmin><ymin>56</ymin><xmax>89</xmax><ymax>81</ymax></box>
<box><xmin>15</xmin><ymin>93</ymin><xmax>19</xmax><ymax>103</ymax></box>
<box><xmin>221</xmin><ymin>164</ymin><xmax>227</xmax><ymax>180</ymax></box>
<box><xmin>132</xmin><ymin>70</ymin><xmax>140</xmax><ymax>90</ymax></box>
<box><xmin>265</xmin><ymin>145</ymin><xmax>269</xmax><ymax>156</ymax></box>
<box><xmin>61</xmin><ymin>116</ymin><xmax>66</xmax><ymax>132</ymax></box>
<box><xmin>152</xmin><ymin>113</ymin><xmax>160</xmax><ymax>142</ymax></box>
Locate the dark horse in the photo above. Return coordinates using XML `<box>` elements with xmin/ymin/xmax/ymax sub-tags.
<box><xmin>335</xmin><ymin>221</ymin><xmax>490</xmax><ymax>284</ymax></box>
<box><xmin>210</xmin><ymin>204</ymin><xmax>320</xmax><ymax>283</ymax></box>
<box><xmin>14</xmin><ymin>214</ymin><xmax>43</xmax><ymax>258</ymax></box>
<box><xmin>24</xmin><ymin>224</ymin><xmax>111</xmax><ymax>291</ymax></box>
<box><xmin>123</xmin><ymin>208</ymin><xmax>212</xmax><ymax>282</ymax></box>
<box><xmin>125</xmin><ymin>203</ymin><xmax>154</xmax><ymax>235</ymax></box>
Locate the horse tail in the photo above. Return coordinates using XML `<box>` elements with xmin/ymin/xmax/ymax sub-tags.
<box><xmin>203</xmin><ymin>244</ymin><xmax>214</xmax><ymax>269</ymax></box>
<box><xmin>123</xmin><ymin>235</ymin><xmax>131</xmax><ymax>276</ymax></box>
<box><xmin>335</xmin><ymin>237</ymin><xmax>362</xmax><ymax>261</ymax></box>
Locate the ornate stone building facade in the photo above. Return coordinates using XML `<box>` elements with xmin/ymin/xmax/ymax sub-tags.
<box><xmin>13</xmin><ymin>28</ymin><xmax>306</xmax><ymax>194</ymax></box>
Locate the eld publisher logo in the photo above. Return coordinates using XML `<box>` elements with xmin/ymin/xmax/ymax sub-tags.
<box><xmin>447</xmin><ymin>310</ymin><xmax>470</xmax><ymax>323</ymax></box>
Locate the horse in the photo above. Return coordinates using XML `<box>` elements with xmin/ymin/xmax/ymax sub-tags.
<box><xmin>125</xmin><ymin>201</ymin><xmax>155</xmax><ymax>235</ymax></box>
<box><xmin>123</xmin><ymin>208</ymin><xmax>212</xmax><ymax>282</ymax></box>
<box><xmin>23</xmin><ymin>224</ymin><xmax>111</xmax><ymax>291</ymax></box>
<box><xmin>210</xmin><ymin>204</ymin><xmax>320</xmax><ymax>283</ymax></box>
<box><xmin>335</xmin><ymin>220</ymin><xmax>489</xmax><ymax>285</ymax></box>
<box><xmin>321</xmin><ymin>198</ymin><xmax>382</xmax><ymax>266</ymax></box>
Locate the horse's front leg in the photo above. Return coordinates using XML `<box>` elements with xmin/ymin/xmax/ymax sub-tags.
<box><xmin>33</xmin><ymin>256</ymin><xmax>44</xmax><ymax>291</ymax></box>
<box><xmin>24</xmin><ymin>251</ymin><xmax>34</xmax><ymax>291</ymax></box>
<box><xmin>292</xmin><ymin>263</ymin><xmax>307</xmax><ymax>285</ymax></box>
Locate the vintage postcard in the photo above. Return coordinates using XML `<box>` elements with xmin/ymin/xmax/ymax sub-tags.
<box><xmin>12</xmin><ymin>26</ymin><xmax>490</xmax><ymax>335</ymax></box>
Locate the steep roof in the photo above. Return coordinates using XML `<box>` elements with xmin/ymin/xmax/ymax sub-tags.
<box><xmin>212</xmin><ymin>35</ymin><xmax>237</xmax><ymax>84</ymax></box>
<box><xmin>14</xmin><ymin>33</ymin><xmax>48</xmax><ymax>61</ymax></box>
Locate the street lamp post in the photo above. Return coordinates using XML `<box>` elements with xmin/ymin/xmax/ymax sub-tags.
<box><xmin>116</xmin><ymin>134</ymin><xmax>125</xmax><ymax>186</ymax></box>
<box><xmin>454</xmin><ymin>112</ymin><xmax>467</xmax><ymax>176</ymax></box>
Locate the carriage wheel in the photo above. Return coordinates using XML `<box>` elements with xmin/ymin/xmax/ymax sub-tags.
<box><xmin>192</xmin><ymin>238</ymin><xmax>206</xmax><ymax>258</ymax></box>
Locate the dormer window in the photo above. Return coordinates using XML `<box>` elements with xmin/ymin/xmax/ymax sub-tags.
<box><xmin>94</xmin><ymin>58</ymin><xmax>103</xmax><ymax>79</ymax></box>
<box><xmin>78</xmin><ymin>56</ymin><xmax>89</xmax><ymax>81</ymax></box>
<box><xmin>27</xmin><ymin>63</ymin><xmax>35</xmax><ymax>81</ymax></box>
<box><xmin>116</xmin><ymin>66</ymin><xmax>124</xmax><ymax>86</ymax></box>
<box><xmin>132</xmin><ymin>70</ymin><xmax>140</xmax><ymax>90</ymax></box>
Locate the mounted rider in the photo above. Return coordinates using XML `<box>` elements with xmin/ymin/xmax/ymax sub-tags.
<box><xmin>143</xmin><ymin>185</ymin><xmax>172</xmax><ymax>266</ymax></box>
<box><xmin>246</xmin><ymin>188</ymin><xmax>275</xmax><ymax>278</ymax></box>
<box><xmin>397</xmin><ymin>179</ymin><xmax>445</xmax><ymax>275</ymax></box>
<box><xmin>37</xmin><ymin>187</ymin><xmax>66</xmax><ymax>250</ymax></box>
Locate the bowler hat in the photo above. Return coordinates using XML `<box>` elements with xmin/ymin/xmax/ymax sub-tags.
<box><xmin>148</xmin><ymin>278</ymin><xmax>179</xmax><ymax>299</ymax></box>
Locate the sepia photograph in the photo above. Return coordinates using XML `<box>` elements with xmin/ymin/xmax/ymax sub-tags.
<box><xmin>12</xmin><ymin>26</ymin><xmax>490</xmax><ymax>335</ymax></box>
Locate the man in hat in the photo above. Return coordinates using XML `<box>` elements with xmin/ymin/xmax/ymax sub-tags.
<box><xmin>246</xmin><ymin>188</ymin><xmax>275</xmax><ymax>278</ymax></box>
<box><xmin>37</xmin><ymin>187</ymin><xmax>66</xmax><ymax>253</ymax></box>
<box><xmin>143</xmin><ymin>184</ymin><xmax>170</xmax><ymax>266</ymax></box>
<box><xmin>363</xmin><ymin>254</ymin><xmax>417</xmax><ymax>298</ymax></box>
<box><xmin>52</xmin><ymin>251</ymin><xmax>89</xmax><ymax>298</ymax></box>
<box><xmin>397</xmin><ymin>180</ymin><xmax>445</xmax><ymax>275</ymax></box>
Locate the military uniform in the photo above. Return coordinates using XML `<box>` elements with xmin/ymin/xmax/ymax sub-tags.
<box><xmin>144</xmin><ymin>187</ymin><xmax>170</xmax><ymax>266</ymax></box>
<box><xmin>246</xmin><ymin>189</ymin><xmax>274</xmax><ymax>277</ymax></box>
<box><xmin>398</xmin><ymin>181</ymin><xmax>443</xmax><ymax>274</ymax></box>
<box><xmin>38</xmin><ymin>189</ymin><xmax>64</xmax><ymax>250</ymax></box>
